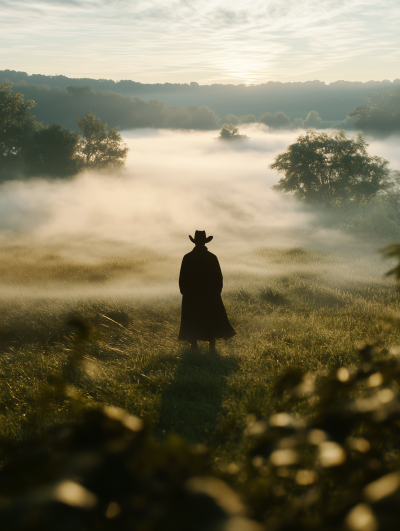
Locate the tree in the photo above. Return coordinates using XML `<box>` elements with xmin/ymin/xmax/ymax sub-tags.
<box><xmin>270</xmin><ymin>129</ymin><xmax>391</xmax><ymax>206</ymax></box>
<box><xmin>0</xmin><ymin>83</ymin><xmax>38</xmax><ymax>177</ymax></box>
<box><xmin>0</xmin><ymin>83</ymin><xmax>37</xmax><ymax>154</ymax></box>
<box><xmin>349</xmin><ymin>89</ymin><xmax>400</xmax><ymax>136</ymax></box>
<box><xmin>1</xmin><ymin>86</ymin><xmax>128</xmax><ymax>180</ymax></box>
<box><xmin>76</xmin><ymin>111</ymin><xmax>128</xmax><ymax>169</ymax></box>
<box><xmin>238</xmin><ymin>114</ymin><xmax>257</xmax><ymax>124</ymax></box>
<box><xmin>216</xmin><ymin>123</ymin><xmax>248</xmax><ymax>141</ymax></box>
<box><xmin>25</xmin><ymin>124</ymin><xmax>82</xmax><ymax>177</ymax></box>
<box><xmin>304</xmin><ymin>110</ymin><xmax>322</xmax><ymax>128</ymax></box>
<box><xmin>221</xmin><ymin>114</ymin><xmax>257</xmax><ymax>125</ymax></box>
<box><xmin>221</xmin><ymin>114</ymin><xmax>238</xmax><ymax>125</ymax></box>
<box><xmin>1</xmin><ymin>84</ymin><xmax>81</xmax><ymax>180</ymax></box>
<box><xmin>259</xmin><ymin>111</ymin><xmax>291</xmax><ymax>129</ymax></box>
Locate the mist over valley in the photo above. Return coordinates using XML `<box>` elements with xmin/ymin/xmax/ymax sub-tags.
<box><xmin>1</xmin><ymin>127</ymin><xmax>398</xmax><ymax>301</ymax></box>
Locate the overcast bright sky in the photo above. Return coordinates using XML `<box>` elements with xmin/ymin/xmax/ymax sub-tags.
<box><xmin>1</xmin><ymin>0</ymin><xmax>400</xmax><ymax>85</ymax></box>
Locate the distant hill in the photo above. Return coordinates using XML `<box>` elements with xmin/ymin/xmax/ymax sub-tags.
<box><xmin>2</xmin><ymin>69</ymin><xmax>399</xmax><ymax>122</ymax></box>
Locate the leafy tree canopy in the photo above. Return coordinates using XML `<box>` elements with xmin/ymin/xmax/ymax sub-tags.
<box><xmin>5</xmin><ymin>70</ymin><xmax>399</xmax><ymax>123</ymax></box>
<box><xmin>217</xmin><ymin>123</ymin><xmax>248</xmax><ymax>141</ymax></box>
<box><xmin>221</xmin><ymin>114</ymin><xmax>257</xmax><ymax>125</ymax></box>
<box><xmin>0</xmin><ymin>83</ymin><xmax>37</xmax><ymax>158</ymax></box>
<box><xmin>259</xmin><ymin>111</ymin><xmax>291</xmax><ymax>129</ymax></box>
<box><xmin>24</xmin><ymin>124</ymin><xmax>82</xmax><ymax>177</ymax></box>
<box><xmin>349</xmin><ymin>89</ymin><xmax>400</xmax><ymax>136</ymax></box>
<box><xmin>238</xmin><ymin>114</ymin><xmax>257</xmax><ymax>124</ymax></box>
<box><xmin>259</xmin><ymin>110</ymin><xmax>324</xmax><ymax>130</ymax></box>
<box><xmin>1</xmin><ymin>85</ymin><xmax>129</xmax><ymax>180</ymax></box>
<box><xmin>303</xmin><ymin>110</ymin><xmax>322</xmax><ymax>128</ymax></box>
<box><xmin>271</xmin><ymin>129</ymin><xmax>391</xmax><ymax>206</ymax></box>
<box><xmin>76</xmin><ymin>111</ymin><xmax>128</xmax><ymax>169</ymax></box>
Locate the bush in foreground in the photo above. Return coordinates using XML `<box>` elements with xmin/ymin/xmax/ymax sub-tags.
<box><xmin>1</xmin><ymin>316</ymin><xmax>400</xmax><ymax>530</ymax></box>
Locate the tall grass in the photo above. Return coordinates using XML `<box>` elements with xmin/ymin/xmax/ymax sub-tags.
<box><xmin>2</xmin><ymin>244</ymin><xmax>400</xmax><ymax>528</ymax></box>
<box><xmin>1</xmin><ymin>246</ymin><xmax>397</xmax><ymax>457</ymax></box>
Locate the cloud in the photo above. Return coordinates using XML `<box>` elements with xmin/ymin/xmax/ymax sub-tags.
<box><xmin>1</xmin><ymin>1</ymin><xmax>399</xmax><ymax>84</ymax></box>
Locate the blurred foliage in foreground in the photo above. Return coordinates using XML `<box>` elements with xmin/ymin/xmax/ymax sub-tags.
<box><xmin>380</xmin><ymin>242</ymin><xmax>400</xmax><ymax>282</ymax></box>
<box><xmin>2</xmin><ymin>316</ymin><xmax>400</xmax><ymax>530</ymax></box>
<box><xmin>0</xmin><ymin>319</ymin><xmax>260</xmax><ymax>531</ymax></box>
<box><xmin>241</xmin><ymin>341</ymin><xmax>400</xmax><ymax>531</ymax></box>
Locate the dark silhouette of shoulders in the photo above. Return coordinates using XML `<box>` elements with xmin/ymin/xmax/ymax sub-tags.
<box><xmin>182</xmin><ymin>246</ymin><xmax>218</xmax><ymax>262</ymax></box>
<box><xmin>179</xmin><ymin>246</ymin><xmax>222</xmax><ymax>295</ymax></box>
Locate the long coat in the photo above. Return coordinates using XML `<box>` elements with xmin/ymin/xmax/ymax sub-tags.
<box><xmin>178</xmin><ymin>246</ymin><xmax>236</xmax><ymax>342</ymax></box>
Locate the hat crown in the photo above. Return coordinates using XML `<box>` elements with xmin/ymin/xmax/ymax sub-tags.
<box><xmin>189</xmin><ymin>230</ymin><xmax>213</xmax><ymax>244</ymax></box>
<box><xmin>195</xmin><ymin>230</ymin><xmax>206</xmax><ymax>240</ymax></box>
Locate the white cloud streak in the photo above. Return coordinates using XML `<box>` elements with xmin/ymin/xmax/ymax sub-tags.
<box><xmin>1</xmin><ymin>1</ymin><xmax>399</xmax><ymax>83</ymax></box>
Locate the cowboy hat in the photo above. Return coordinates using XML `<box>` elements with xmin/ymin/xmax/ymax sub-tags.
<box><xmin>189</xmin><ymin>230</ymin><xmax>213</xmax><ymax>244</ymax></box>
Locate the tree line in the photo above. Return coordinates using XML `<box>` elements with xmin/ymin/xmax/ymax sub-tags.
<box><xmin>3</xmin><ymin>69</ymin><xmax>399</xmax><ymax>122</ymax></box>
<box><xmin>0</xmin><ymin>82</ymin><xmax>222</xmax><ymax>132</ymax></box>
<box><xmin>2</xmin><ymin>80</ymin><xmax>399</xmax><ymax>190</ymax></box>
<box><xmin>2</xmin><ymin>78</ymin><xmax>398</xmax><ymax>137</ymax></box>
<box><xmin>0</xmin><ymin>80</ymin><xmax>354</xmax><ymax>133</ymax></box>
<box><xmin>0</xmin><ymin>84</ymin><xmax>128</xmax><ymax>180</ymax></box>
<box><xmin>221</xmin><ymin>109</ymin><xmax>330</xmax><ymax>130</ymax></box>
<box><xmin>349</xmin><ymin>89</ymin><xmax>400</xmax><ymax>136</ymax></box>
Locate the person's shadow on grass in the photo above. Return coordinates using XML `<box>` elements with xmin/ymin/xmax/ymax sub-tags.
<box><xmin>157</xmin><ymin>347</ymin><xmax>239</xmax><ymax>445</ymax></box>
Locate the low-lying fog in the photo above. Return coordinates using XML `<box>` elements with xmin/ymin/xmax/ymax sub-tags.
<box><xmin>1</xmin><ymin>125</ymin><xmax>399</xmax><ymax>298</ymax></box>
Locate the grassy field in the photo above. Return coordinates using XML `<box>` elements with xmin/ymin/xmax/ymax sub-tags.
<box><xmin>1</xmin><ymin>244</ymin><xmax>399</xmax><ymax>474</ymax></box>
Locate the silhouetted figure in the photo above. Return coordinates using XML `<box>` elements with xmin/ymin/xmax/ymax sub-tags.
<box><xmin>178</xmin><ymin>231</ymin><xmax>236</xmax><ymax>350</ymax></box>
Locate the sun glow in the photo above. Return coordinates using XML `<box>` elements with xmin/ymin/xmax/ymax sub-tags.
<box><xmin>230</xmin><ymin>71</ymin><xmax>255</xmax><ymax>84</ymax></box>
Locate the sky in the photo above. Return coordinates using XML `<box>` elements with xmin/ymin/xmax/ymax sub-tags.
<box><xmin>1</xmin><ymin>0</ymin><xmax>400</xmax><ymax>85</ymax></box>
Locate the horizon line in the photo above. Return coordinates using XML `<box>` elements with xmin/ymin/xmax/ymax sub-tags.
<box><xmin>2</xmin><ymin>70</ymin><xmax>400</xmax><ymax>88</ymax></box>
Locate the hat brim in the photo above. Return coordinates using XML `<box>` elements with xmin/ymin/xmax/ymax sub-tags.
<box><xmin>189</xmin><ymin>235</ymin><xmax>213</xmax><ymax>244</ymax></box>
